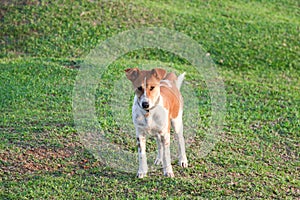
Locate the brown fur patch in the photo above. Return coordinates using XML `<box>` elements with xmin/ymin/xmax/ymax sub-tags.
<box><xmin>160</xmin><ymin>84</ymin><xmax>181</xmax><ymax>119</ymax></box>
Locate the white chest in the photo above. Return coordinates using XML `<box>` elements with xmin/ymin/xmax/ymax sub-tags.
<box><xmin>132</xmin><ymin>100</ymin><xmax>168</xmax><ymax>133</ymax></box>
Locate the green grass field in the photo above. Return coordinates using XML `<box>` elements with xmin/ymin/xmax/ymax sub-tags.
<box><xmin>1</xmin><ymin>0</ymin><xmax>299</xmax><ymax>199</ymax></box>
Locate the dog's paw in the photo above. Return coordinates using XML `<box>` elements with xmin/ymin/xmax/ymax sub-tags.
<box><xmin>164</xmin><ymin>171</ymin><xmax>174</xmax><ymax>178</ymax></box>
<box><xmin>154</xmin><ymin>158</ymin><xmax>162</xmax><ymax>165</ymax></box>
<box><xmin>137</xmin><ymin>171</ymin><xmax>147</xmax><ymax>178</ymax></box>
<box><xmin>179</xmin><ymin>159</ymin><xmax>188</xmax><ymax>168</ymax></box>
<box><xmin>164</xmin><ymin>166</ymin><xmax>174</xmax><ymax>177</ymax></box>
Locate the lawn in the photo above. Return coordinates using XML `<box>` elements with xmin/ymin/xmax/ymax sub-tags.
<box><xmin>0</xmin><ymin>0</ymin><xmax>299</xmax><ymax>199</ymax></box>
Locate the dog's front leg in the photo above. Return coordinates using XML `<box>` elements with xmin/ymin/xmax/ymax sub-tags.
<box><xmin>160</xmin><ymin>132</ymin><xmax>174</xmax><ymax>177</ymax></box>
<box><xmin>172</xmin><ymin>111</ymin><xmax>188</xmax><ymax>168</ymax></box>
<box><xmin>136</xmin><ymin>130</ymin><xmax>148</xmax><ymax>178</ymax></box>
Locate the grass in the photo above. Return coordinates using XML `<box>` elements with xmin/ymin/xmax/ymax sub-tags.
<box><xmin>1</xmin><ymin>0</ymin><xmax>299</xmax><ymax>199</ymax></box>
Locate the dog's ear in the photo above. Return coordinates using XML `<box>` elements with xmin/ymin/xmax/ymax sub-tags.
<box><xmin>125</xmin><ymin>68</ymin><xmax>140</xmax><ymax>82</ymax></box>
<box><xmin>151</xmin><ymin>68</ymin><xmax>166</xmax><ymax>80</ymax></box>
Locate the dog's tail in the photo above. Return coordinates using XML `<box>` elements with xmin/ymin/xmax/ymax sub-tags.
<box><xmin>176</xmin><ymin>72</ymin><xmax>186</xmax><ymax>90</ymax></box>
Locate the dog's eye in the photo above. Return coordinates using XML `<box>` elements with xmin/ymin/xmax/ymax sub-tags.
<box><xmin>137</xmin><ymin>86</ymin><xmax>143</xmax><ymax>91</ymax></box>
<box><xmin>150</xmin><ymin>86</ymin><xmax>155</xmax><ymax>91</ymax></box>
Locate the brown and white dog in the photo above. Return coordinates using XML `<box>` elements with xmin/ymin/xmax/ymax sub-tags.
<box><xmin>125</xmin><ymin>68</ymin><xmax>188</xmax><ymax>178</ymax></box>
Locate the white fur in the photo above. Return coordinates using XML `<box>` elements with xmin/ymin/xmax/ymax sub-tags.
<box><xmin>160</xmin><ymin>80</ymin><xmax>172</xmax><ymax>88</ymax></box>
<box><xmin>176</xmin><ymin>72</ymin><xmax>186</xmax><ymax>89</ymax></box>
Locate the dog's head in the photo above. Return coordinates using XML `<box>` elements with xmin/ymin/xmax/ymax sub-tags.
<box><xmin>125</xmin><ymin>68</ymin><xmax>166</xmax><ymax>111</ymax></box>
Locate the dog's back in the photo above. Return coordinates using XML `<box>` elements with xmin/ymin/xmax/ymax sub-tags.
<box><xmin>160</xmin><ymin>72</ymin><xmax>184</xmax><ymax>119</ymax></box>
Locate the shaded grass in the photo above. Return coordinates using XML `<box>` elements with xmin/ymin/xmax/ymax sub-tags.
<box><xmin>0</xmin><ymin>0</ymin><xmax>162</xmax><ymax>58</ymax></box>
<box><xmin>1</xmin><ymin>0</ymin><xmax>299</xmax><ymax>70</ymax></box>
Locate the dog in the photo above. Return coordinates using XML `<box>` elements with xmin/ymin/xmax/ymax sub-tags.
<box><xmin>125</xmin><ymin>68</ymin><xmax>188</xmax><ymax>178</ymax></box>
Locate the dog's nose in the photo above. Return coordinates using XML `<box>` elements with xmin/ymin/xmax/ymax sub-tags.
<box><xmin>142</xmin><ymin>102</ymin><xmax>149</xmax><ymax>109</ymax></box>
